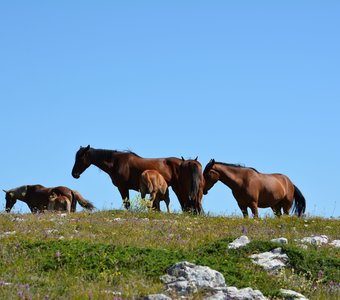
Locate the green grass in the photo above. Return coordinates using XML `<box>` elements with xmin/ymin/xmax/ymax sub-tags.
<box><xmin>0</xmin><ymin>206</ymin><xmax>339</xmax><ymax>299</ymax></box>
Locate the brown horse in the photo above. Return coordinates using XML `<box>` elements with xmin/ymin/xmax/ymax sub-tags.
<box><xmin>48</xmin><ymin>192</ymin><xmax>72</xmax><ymax>212</ymax></box>
<box><xmin>203</xmin><ymin>159</ymin><xmax>306</xmax><ymax>218</ymax></box>
<box><xmin>179</xmin><ymin>157</ymin><xmax>205</xmax><ymax>214</ymax></box>
<box><xmin>140</xmin><ymin>170</ymin><xmax>170</xmax><ymax>213</ymax></box>
<box><xmin>3</xmin><ymin>184</ymin><xmax>94</xmax><ymax>213</ymax></box>
<box><xmin>71</xmin><ymin>145</ymin><xmax>204</xmax><ymax>213</ymax></box>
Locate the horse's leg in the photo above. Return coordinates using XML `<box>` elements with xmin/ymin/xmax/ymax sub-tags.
<box><xmin>149</xmin><ymin>191</ymin><xmax>156</xmax><ymax>209</ymax></box>
<box><xmin>249</xmin><ymin>205</ymin><xmax>259</xmax><ymax>218</ymax></box>
<box><xmin>48</xmin><ymin>200</ymin><xmax>55</xmax><ymax>211</ymax></box>
<box><xmin>236</xmin><ymin>202</ymin><xmax>249</xmax><ymax>218</ymax></box>
<box><xmin>282</xmin><ymin>199</ymin><xmax>292</xmax><ymax>216</ymax></box>
<box><xmin>140</xmin><ymin>185</ymin><xmax>147</xmax><ymax>200</ymax></box>
<box><xmin>118</xmin><ymin>187</ymin><xmax>130</xmax><ymax>209</ymax></box>
<box><xmin>171</xmin><ymin>186</ymin><xmax>187</xmax><ymax>211</ymax></box>
<box><xmin>164</xmin><ymin>189</ymin><xmax>171</xmax><ymax>213</ymax></box>
<box><xmin>272</xmin><ymin>203</ymin><xmax>282</xmax><ymax>217</ymax></box>
<box><xmin>238</xmin><ymin>204</ymin><xmax>248</xmax><ymax>218</ymax></box>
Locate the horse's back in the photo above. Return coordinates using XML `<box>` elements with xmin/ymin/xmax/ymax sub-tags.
<box><xmin>256</xmin><ymin>173</ymin><xmax>295</xmax><ymax>207</ymax></box>
<box><xmin>127</xmin><ymin>155</ymin><xmax>181</xmax><ymax>184</ymax></box>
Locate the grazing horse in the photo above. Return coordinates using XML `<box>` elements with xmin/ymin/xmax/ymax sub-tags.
<box><xmin>3</xmin><ymin>185</ymin><xmax>94</xmax><ymax>213</ymax></box>
<box><xmin>71</xmin><ymin>145</ymin><xmax>204</xmax><ymax>213</ymax></box>
<box><xmin>140</xmin><ymin>170</ymin><xmax>170</xmax><ymax>213</ymax></box>
<box><xmin>48</xmin><ymin>192</ymin><xmax>71</xmax><ymax>212</ymax></box>
<box><xmin>179</xmin><ymin>157</ymin><xmax>204</xmax><ymax>214</ymax></box>
<box><xmin>203</xmin><ymin>159</ymin><xmax>306</xmax><ymax>218</ymax></box>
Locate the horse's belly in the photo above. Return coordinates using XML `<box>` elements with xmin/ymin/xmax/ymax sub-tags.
<box><xmin>258</xmin><ymin>192</ymin><xmax>284</xmax><ymax>208</ymax></box>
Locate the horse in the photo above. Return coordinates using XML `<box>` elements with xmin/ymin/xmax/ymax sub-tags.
<box><xmin>140</xmin><ymin>170</ymin><xmax>170</xmax><ymax>213</ymax></box>
<box><xmin>48</xmin><ymin>192</ymin><xmax>71</xmax><ymax>212</ymax></box>
<box><xmin>71</xmin><ymin>145</ymin><xmax>204</xmax><ymax>213</ymax></box>
<box><xmin>203</xmin><ymin>159</ymin><xmax>306</xmax><ymax>218</ymax></box>
<box><xmin>3</xmin><ymin>184</ymin><xmax>94</xmax><ymax>213</ymax></box>
<box><xmin>179</xmin><ymin>157</ymin><xmax>205</xmax><ymax>214</ymax></box>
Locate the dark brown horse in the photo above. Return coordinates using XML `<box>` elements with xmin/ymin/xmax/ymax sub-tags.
<box><xmin>3</xmin><ymin>184</ymin><xmax>94</xmax><ymax>213</ymax></box>
<box><xmin>203</xmin><ymin>159</ymin><xmax>306</xmax><ymax>218</ymax></box>
<box><xmin>140</xmin><ymin>169</ymin><xmax>170</xmax><ymax>213</ymax></box>
<box><xmin>179</xmin><ymin>157</ymin><xmax>205</xmax><ymax>214</ymax></box>
<box><xmin>71</xmin><ymin>145</ymin><xmax>204</xmax><ymax>213</ymax></box>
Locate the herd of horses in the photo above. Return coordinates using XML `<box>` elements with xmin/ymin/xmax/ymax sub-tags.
<box><xmin>3</xmin><ymin>145</ymin><xmax>306</xmax><ymax>218</ymax></box>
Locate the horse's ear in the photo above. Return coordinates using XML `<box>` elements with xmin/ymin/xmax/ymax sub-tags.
<box><xmin>2</xmin><ymin>189</ymin><xmax>7</xmax><ymax>193</ymax></box>
<box><xmin>194</xmin><ymin>156</ymin><xmax>198</xmax><ymax>161</ymax></box>
<box><xmin>181</xmin><ymin>156</ymin><xmax>185</xmax><ymax>161</ymax></box>
<box><xmin>210</xmin><ymin>159</ymin><xmax>215</xmax><ymax>164</ymax></box>
<box><xmin>85</xmin><ymin>145</ymin><xmax>90</xmax><ymax>151</ymax></box>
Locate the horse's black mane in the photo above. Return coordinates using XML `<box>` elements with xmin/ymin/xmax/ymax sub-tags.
<box><xmin>90</xmin><ymin>148</ymin><xmax>141</xmax><ymax>159</ymax></box>
<box><xmin>216</xmin><ymin>162</ymin><xmax>259</xmax><ymax>173</ymax></box>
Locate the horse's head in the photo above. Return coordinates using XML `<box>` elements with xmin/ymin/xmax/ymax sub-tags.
<box><xmin>72</xmin><ymin>145</ymin><xmax>91</xmax><ymax>179</ymax></box>
<box><xmin>3</xmin><ymin>189</ymin><xmax>17</xmax><ymax>213</ymax></box>
<box><xmin>203</xmin><ymin>159</ymin><xmax>219</xmax><ymax>195</ymax></box>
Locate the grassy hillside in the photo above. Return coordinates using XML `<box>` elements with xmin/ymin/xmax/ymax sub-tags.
<box><xmin>0</xmin><ymin>204</ymin><xmax>339</xmax><ymax>299</ymax></box>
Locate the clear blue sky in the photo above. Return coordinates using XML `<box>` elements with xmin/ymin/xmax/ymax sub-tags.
<box><xmin>1</xmin><ymin>1</ymin><xmax>339</xmax><ymax>217</ymax></box>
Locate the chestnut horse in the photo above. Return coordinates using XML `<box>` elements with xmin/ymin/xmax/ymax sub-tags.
<box><xmin>3</xmin><ymin>184</ymin><xmax>94</xmax><ymax>213</ymax></box>
<box><xmin>203</xmin><ymin>159</ymin><xmax>306</xmax><ymax>218</ymax></box>
<box><xmin>140</xmin><ymin>170</ymin><xmax>170</xmax><ymax>213</ymax></box>
<box><xmin>71</xmin><ymin>145</ymin><xmax>204</xmax><ymax>213</ymax></box>
<box><xmin>48</xmin><ymin>193</ymin><xmax>72</xmax><ymax>212</ymax></box>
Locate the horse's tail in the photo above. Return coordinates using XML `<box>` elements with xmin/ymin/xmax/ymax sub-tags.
<box><xmin>72</xmin><ymin>190</ymin><xmax>95</xmax><ymax>211</ymax></box>
<box><xmin>188</xmin><ymin>163</ymin><xmax>203</xmax><ymax>214</ymax></box>
<box><xmin>292</xmin><ymin>185</ymin><xmax>306</xmax><ymax>217</ymax></box>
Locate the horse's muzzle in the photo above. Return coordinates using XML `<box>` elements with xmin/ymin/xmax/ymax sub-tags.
<box><xmin>72</xmin><ymin>172</ymin><xmax>80</xmax><ymax>179</ymax></box>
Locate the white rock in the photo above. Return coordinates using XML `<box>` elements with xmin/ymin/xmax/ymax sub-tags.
<box><xmin>330</xmin><ymin>240</ymin><xmax>340</xmax><ymax>248</ymax></box>
<box><xmin>301</xmin><ymin>235</ymin><xmax>329</xmax><ymax>246</ymax></box>
<box><xmin>280</xmin><ymin>288</ymin><xmax>308</xmax><ymax>299</ymax></box>
<box><xmin>165</xmin><ymin>261</ymin><xmax>226</xmax><ymax>296</ymax></box>
<box><xmin>271</xmin><ymin>237</ymin><xmax>288</xmax><ymax>244</ymax></box>
<box><xmin>227</xmin><ymin>287</ymin><xmax>268</xmax><ymax>300</ymax></box>
<box><xmin>228</xmin><ymin>235</ymin><xmax>250</xmax><ymax>249</ymax></box>
<box><xmin>250</xmin><ymin>248</ymin><xmax>289</xmax><ymax>271</ymax></box>
<box><xmin>144</xmin><ymin>294</ymin><xmax>172</xmax><ymax>300</ymax></box>
<box><xmin>163</xmin><ymin>261</ymin><xmax>269</xmax><ymax>299</ymax></box>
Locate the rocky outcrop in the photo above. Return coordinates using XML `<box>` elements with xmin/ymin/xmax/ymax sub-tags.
<box><xmin>157</xmin><ymin>261</ymin><xmax>268</xmax><ymax>300</ymax></box>
<box><xmin>161</xmin><ymin>261</ymin><xmax>225</xmax><ymax>296</ymax></box>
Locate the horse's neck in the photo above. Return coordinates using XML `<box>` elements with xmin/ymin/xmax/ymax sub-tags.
<box><xmin>89</xmin><ymin>150</ymin><xmax>115</xmax><ymax>174</ymax></box>
<box><xmin>10</xmin><ymin>185</ymin><xmax>28</xmax><ymax>201</ymax></box>
<box><xmin>215</xmin><ymin>164</ymin><xmax>244</xmax><ymax>189</ymax></box>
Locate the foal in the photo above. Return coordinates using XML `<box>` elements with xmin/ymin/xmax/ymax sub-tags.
<box><xmin>140</xmin><ymin>170</ymin><xmax>170</xmax><ymax>213</ymax></box>
<box><xmin>48</xmin><ymin>192</ymin><xmax>71</xmax><ymax>213</ymax></box>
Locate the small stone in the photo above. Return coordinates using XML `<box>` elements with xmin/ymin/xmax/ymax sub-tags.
<box><xmin>280</xmin><ymin>288</ymin><xmax>308</xmax><ymax>299</ymax></box>
<box><xmin>271</xmin><ymin>237</ymin><xmax>288</xmax><ymax>244</ymax></box>
<box><xmin>144</xmin><ymin>294</ymin><xmax>172</xmax><ymax>300</ymax></box>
